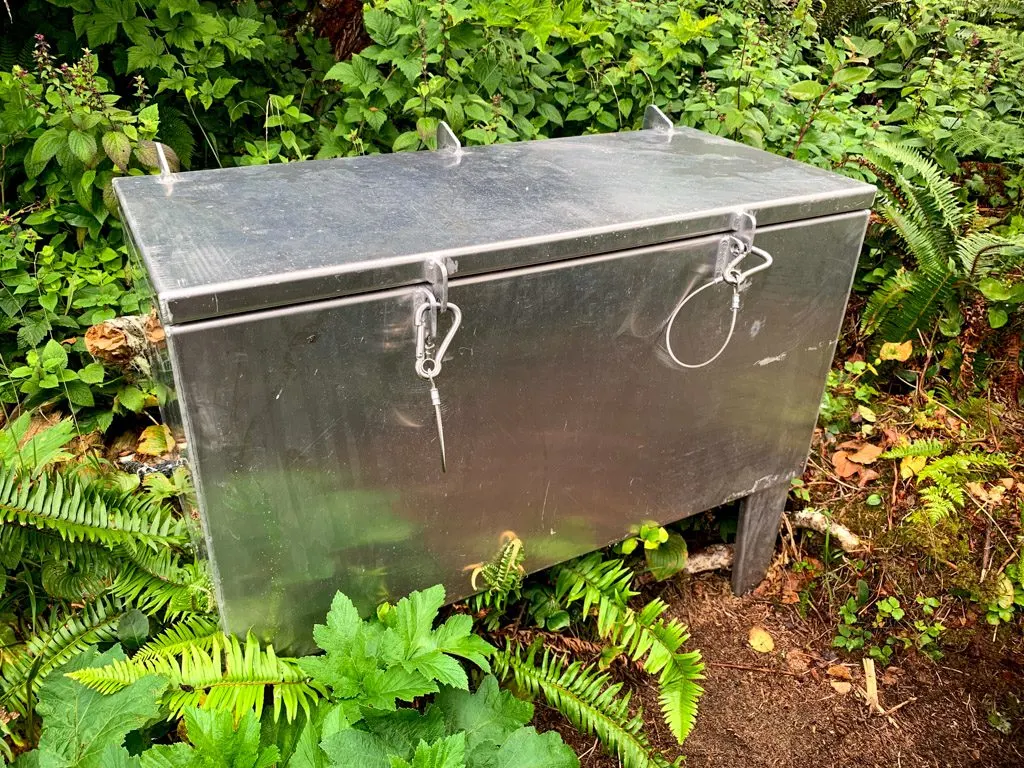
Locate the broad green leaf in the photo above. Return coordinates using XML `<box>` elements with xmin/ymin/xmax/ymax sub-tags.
<box><xmin>988</xmin><ymin>307</ymin><xmax>1009</xmax><ymax>329</ymax></box>
<box><xmin>117</xmin><ymin>385</ymin><xmax>148</xmax><ymax>413</ymax></box>
<box><xmin>288</xmin><ymin>703</ymin><xmax>351</xmax><ymax>768</ymax></box>
<box><xmin>432</xmin><ymin>676</ymin><xmax>531</xmax><ymax>758</ymax></box>
<box><xmin>362</xmin><ymin>708</ymin><xmax>446</xmax><ymax>762</ymax></box>
<box><xmin>32</xmin><ymin>127</ymin><xmax>68</xmax><ymax>169</ymax></box>
<box><xmin>103</xmin><ymin>131</ymin><xmax>132</xmax><ymax>171</ymax></box>
<box><xmin>432</xmin><ymin>615</ymin><xmax>492</xmax><ymax>672</ymax></box>
<box><xmin>403</xmin><ymin>650</ymin><xmax>468</xmax><ymax>691</ymax></box>
<box><xmin>489</xmin><ymin>727</ymin><xmax>578</xmax><ymax>768</ymax></box>
<box><xmin>117</xmin><ymin>609</ymin><xmax>150</xmax><ymax>647</ymax></box>
<box><xmin>833</xmin><ymin>66</ymin><xmax>872</xmax><ymax>86</ymax></box>
<box><xmin>536</xmin><ymin>102</ymin><xmax>562</xmax><ymax>126</ymax></box>
<box><xmin>65</xmin><ymin>379</ymin><xmax>96</xmax><ymax>407</ymax></box>
<box><xmin>42</xmin><ymin>339</ymin><xmax>69</xmax><ymax>370</ymax></box>
<box><xmin>393</xmin><ymin>132</ymin><xmax>421</xmax><ymax>152</ymax></box>
<box><xmin>787</xmin><ymin>80</ymin><xmax>825</xmax><ymax>101</ymax></box>
<box><xmin>80</xmin><ymin>362</ymin><xmax>107</xmax><ymax>385</ymax></box>
<box><xmin>320</xmin><ymin>729</ymin><xmax>391</xmax><ymax>768</ymax></box>
<box><xmin>389</xmin><ymin>733</ymin><xmax>465</xmax><ymax>768</ymax></box>
<box><xmin>978</xmin><ymin>277</ymin><xmax>1012</xmax><ymax>302</ymax></box>
<box><xmin>362</xmin><ymin>666</ymin><xmax>438</xmax><ymax>710</ymax></box>
<box><xmin>33</xmin><ymin>647</ymin><xmax>166</xmax><ymax>768</ymax></box>
<box><xmin>390</xmin><ymin>585</ymin><xmax>446</xmax><ymax>659</ymax></box>
<box><xmin>69</xmin><ymin>130</ymin><xmax>99</xmax><ymax>165</ymax></box>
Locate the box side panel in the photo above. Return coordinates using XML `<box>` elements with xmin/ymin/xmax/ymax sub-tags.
<box><xmin>167</xmin><ymin>211</ymin><xmax>867</xmax><ymax>652</ymax></box>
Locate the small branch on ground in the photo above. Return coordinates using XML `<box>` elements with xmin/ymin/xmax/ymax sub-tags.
<box><xmin>789</xmin><ymin>509</ymin><xmax>863</xmax><ymax>552</ymax></box>
<box><xmin>685</xmin><ymin>543</ymin><xmax>734</xmax><ymax>574</ymax></box>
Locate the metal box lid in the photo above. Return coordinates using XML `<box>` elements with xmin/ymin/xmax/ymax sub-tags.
<box><xmin>115</xmin><ymin>125</ymin><xmax>876</xmax><ymax>325</ymax></box>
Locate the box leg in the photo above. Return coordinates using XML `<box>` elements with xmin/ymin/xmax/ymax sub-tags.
<box><xmin>732</xmin><ymin>483</ymin><xmax>789</xmax><ymax>594</ymax></box>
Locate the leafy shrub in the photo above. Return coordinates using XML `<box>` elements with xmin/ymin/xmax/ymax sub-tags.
<box><xmin>14</xmin><ymin>586</ymin><xmax>579</xmax><ymax>768</ymax></box>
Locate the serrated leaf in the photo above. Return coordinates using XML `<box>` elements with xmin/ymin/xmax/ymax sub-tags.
<box><xmin>320</xmin><ymin>729</ymin><xmax>392</xmax><ymax>768</ymax></box>
<box><xmin>32</xmin><ymin>647</ymin><xmax>166</xmax><ymax>768</ymax></box>
<box><xmin>103</xmin><ymin>131</ymin><xmax>132</xmax><ymax>171</ymax></box>
<box><xmin>362</xmin><ymin>708</ymin><xmax>447</xmax><ymax>762</ymax></box>
<box><xmin>489</xmin><ymin>727</ymin><xmax>578</xmax><ymax>768</ymax></box>
<box><xmin>80</xmin><ymin>362</ymin><xmax>106</xmax><ymax>385</ymax></box>
<box><xmin>389</xmin><ymin>733</ymin><xmax>465</xmax><ymax>768</ymax></box>
<box><xmin>362</xmin><ymin>666</ymin><xmax>438</xmax><ymax>710</ymax></box>
<box><xmin>42</xmin><ymin>338</ymin><xmax>69</xmax><ymax>370</ymax></box>
<box><xmin>432</xmin><ymin>676</ymin><xmax>532</xmax><ymax>757</ymax></box>
<box><xmin>117</xmin><ymin>385</ymin><xmax>147</xmax><ymax>413</ymax></box>
<box><xmin>65</xmin><ymin>379</ymin><xmax>96</xmax><ymax>407</ymax></box>
<box><xmin>404</xmin><ymin>650</ymin><xmax>468</xmax><ymax>691</ymax></box>
<box><xmin>31</xmin><ymin>127</ymin><xmax>68</xmax><ymax>170</ymax></box>
<box><xmin>69</xmin><ymin>130</ymin><xmax>99</xmax><ymax>164</ymax></box>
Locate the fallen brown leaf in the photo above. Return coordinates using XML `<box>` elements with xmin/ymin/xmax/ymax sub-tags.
<box><xmin>827</xmin><ymin>664</ymin><xmax>852</xmax><ymax>680</ymax></box>
<box><xmin>848</xmin><ymin>443</ymin><xmax>884</xmax><ymax>464</ymax></box>
<box><xmin>857</xmin><ymin>468</ymin><xmax>880</xmax><ymax>487</ymax></box>
<box><xmin>832</xmin><ymin>451</ymin><xmax>858</xmax><ymax>478</ymax></box>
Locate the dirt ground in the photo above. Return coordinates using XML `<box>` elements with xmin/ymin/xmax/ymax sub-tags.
<box><xmin>535</xmin><ymin>571</ymin><xmax>1024</xmax><ymax>768</ymax></box>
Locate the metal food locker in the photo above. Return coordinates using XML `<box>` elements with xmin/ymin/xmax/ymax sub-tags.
<box><xmin>115</xmin><ymin>109</ymin><xmax>875</xmax><ymax>652</ymax></box>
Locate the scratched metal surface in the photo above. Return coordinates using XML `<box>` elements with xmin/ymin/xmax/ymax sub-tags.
<box><xmin>114</xmin><ymin>127</ymin><xmax>875</xmax><ymax>324</ymax></box>
<box><xmin>165</xmin><ymin>212</ymin><xmax>868</xmax><ymax>652</ymax></box>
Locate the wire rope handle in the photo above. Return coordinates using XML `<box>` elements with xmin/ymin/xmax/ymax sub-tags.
<box><xmin>664</xmin><ymin>242</ymin><xmax>773</xmax><ymax>370</ymax></box>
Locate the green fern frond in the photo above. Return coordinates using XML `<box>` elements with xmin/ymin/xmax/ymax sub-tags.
<box><xmin>608</xmin><ymin>599</ymin><xmax>704</xmax><ymax>743</ymax></box>
<box><xmin>881</xmin><ymin>439</ymin><xmax>945</xmax><ymax>459</ymax></box>
<box><xmin>872</xmin><ymin>260</ymin><xmax>956</xmax><ymax>342</ymax></box>
<box><xmin>111</xmin><ymin>544</ymin><xmax>213</xmax><ymax>616</ymax></box>
<box><xmin>40</xmin><ymin>556</ymin><xmax>114</xmax><ymax>601</ymax></box>
<box><xmin>918</xmin><ymin>452</ymin><xmax>1009</xmax><ymax>482</ymax></box>
<box><xmin>552</xmin><ymin>553</ymin><xmax>637</xmax><ymax>636</ymax></box>
<box><xmin>917</xmin><ymin>486</ymin><xmax>958</xmax><ymax>525</ymax></box>
<box><xmin>950</xmin><ymin>122</ymin><xmax>1024</xmax><ymax>162</ymax></box>
<box><xmin>68</xmin><ymin>633</ymin><xmax>323</xmax><ymax>723</ymax></box>
<box><xmin>495</xmin><ymin>644</ymin><xmax>679</xmax><ymax>768</ymax></box>
<box><xmin>870</xmin><ymin>142</ymin><xmax>967</xmax><ymax>233</ymax></box>
<box><xmin>0</xmin><ymin>598</ymin><xmax>124</xmax><ymax>716</ymax></box>
<box><xmin>135</xmin><ymin>615</ymin><xmax>222</xmax><ymax>661</ymax></box>
<box><xmin>976</xmin><ymin>27</ymin><xmax>1024</xmax><ymax>65</ymax></box>
<box><xmin>470</xmin><ymin>534</ymin><xmax>526</xmax><ymax>616</ymax></box>
<box><xmin>0</xmin><ymin>466</ymin><xmax>188</xmax><ymax>548</ymax></box>
<box><xmin>957</xmin><ymin>232</ymin><xmax>1024</xmax><ymax>279</ymax></box>
<box><xmin>860</xmin><ymin>271</ymin><xmax>915</xmax><ymax>335</ymax></box>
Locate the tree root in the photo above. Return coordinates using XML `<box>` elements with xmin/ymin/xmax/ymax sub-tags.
<box><xmin>684</xmin><ymin>512</ymin><xmax>862</xmax><ymax>577</ymax></box>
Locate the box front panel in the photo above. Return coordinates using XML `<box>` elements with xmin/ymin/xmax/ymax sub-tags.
<box><xmin>168</xmin><ymin>211</ymin><xmax>867</xmax><ymax>651</ymax></box>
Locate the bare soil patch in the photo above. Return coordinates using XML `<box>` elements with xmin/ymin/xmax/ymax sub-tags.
<box><xmin>536</xmin><ymin>571</ymin><xmax>1024</xmax><ymax>768</ymax></box>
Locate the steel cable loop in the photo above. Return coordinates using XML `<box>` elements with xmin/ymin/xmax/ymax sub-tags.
<box><xmin>664</xmin><ymin>243</ymin><xmax>773</xmax><ymax>369</ymax></box>
<box><xmin>664</xmin><ymin>277</ymin><xmax>741</xmax><ymax>369</ymax></box>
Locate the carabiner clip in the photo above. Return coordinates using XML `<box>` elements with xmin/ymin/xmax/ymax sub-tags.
<box><xmin>414</xmin><ymin>300</ymin><xmax>462</xmax><ymax>380</ymax></box>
